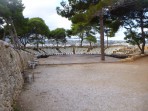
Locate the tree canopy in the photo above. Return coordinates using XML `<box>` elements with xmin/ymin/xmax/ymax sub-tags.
<box><xmin>28</xmin><ymin>17</ymin><xmax>50</xmax><ymax>36</ymax></box>
<box><xmin>50</xmin><ymin>28</ymin><xmax>67</xmax><ymax>47</ymax></box>
<box><xmin>110</xmin><ymin>0</ymin><xmax>148</xmax><ymax>54</ymax></box>
<box><xmin>56</xmin><ymin>0</ymin><xmax>118</xmax><ymax>60</ymax></box>
<box><xmin>0</xmin><ymin>0</ymin><xmax>24</xmax><ymax>48</ymax></box>
<box><xmin>28</xmin><ymin>17</ymin><xmax>50</xmax><ymax>49</ymax></box>
<box><xmin>57</xmin><ymin>0</ymin><xmax>148</xmax><ymax>55</ymax></box>
<box><xmin>0</xmin><ymin>0</ymin><xmax>52</xmax><ymax>49</ymax></box>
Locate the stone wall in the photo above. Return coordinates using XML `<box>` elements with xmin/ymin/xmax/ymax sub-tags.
<box><xmin>0</xmin><ymin>40</ymin><xmax>34</xmax><ymax>111</ymax></box>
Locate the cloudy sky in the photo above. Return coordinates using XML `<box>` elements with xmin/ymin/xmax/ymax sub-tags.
<box><xmin>22</xmin><ymin>0</ymin><xmax>125</xmax><ymax>40</ymax></box>
<box><xmin>22</xmin><ymin>0</ymin><xmax>71</xmax><ymax>30</ymax></box>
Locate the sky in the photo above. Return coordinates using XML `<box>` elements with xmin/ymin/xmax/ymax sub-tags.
<box><xmin>22</xmin><ymin>0</ymin><xmax>71</xmax><ymax>30</ymax></box>
<box><xmin>22</xmin><ymin>0</ymin><xmax>125</xmax><ymax>40</ymax></box>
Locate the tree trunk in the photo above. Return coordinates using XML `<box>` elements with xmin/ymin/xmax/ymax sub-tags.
<box><xmin>90</xmin><ymin>42</ymin><xmax>92</xmax><ymax>48</ymax></box>
<box><xmin>6</xmin><ymin>18</ymin><xmax>20</xmax><ymax>49</ymax></box>
<box><xmin>23</xmin><ymin>44</ymin><xmax>26</xmax><ymax>49</ymax></box>
<box><xmin>24</xmin><ymin>36</ymin><xmax>28</xmax><ymax>49</ymax></box>
<box><xmin>36</xmin><ymin>34</ymin><xmax>39</xmax><ymax>50</ymax></box>
<box><xmin>107</xmin><ymin>36</ymin><xmax>108</xmax><ymax>48</ymax></box>
<box><xmin>10</xmin><ymin>18</ymin><xmax>20</xmax><ymax>49</ymax></box>
<box><xmin>140</xmin><ymin>10</ymin><xmax>145</xmax><ymax>54</ymax></box>
<box><xmin>56</xmin><ymin>41</ymin><xmax>59</xmax><ymax>47</ymax></box>
<box><xmin>73</xmin><ymin>47</ymin><xmax>75</xmax><ymax>54</ymax></box>
<box><xmin>136</xmin><ymin>42</ymin><xmax>142</xmax><ymax>53</ymax></box>
<box><xmin>2</xmin><ymin>28</ymin><xmax>6</xmax><ymax>41</ymax></box>
<box><xmin>80</xmin><ymin>33</ymin><xmax>84</xmax><ymax>47</ymax></box>
<box><xmin>9</xmin><ymin>27</ymin><xmax>16</xmax><ymax>47</ymax></box>
<box><xmin>37</xmin><ymin>42</ymin><xmax>39</xmax><ymax>50</ymax></box>
<box><xmin>99</xmin><ymin>9</ymin><xmax>105</xmax><ymax>60</ymax></box>
<box><xmin>6</xmin><ymin>19</ymin><xmax>16</xmax><ymax>47</ymax></box>
<box><xmin>80</xmin><ymin>39</ymin><xmax>83</xmax><ymax>47</ymax></box>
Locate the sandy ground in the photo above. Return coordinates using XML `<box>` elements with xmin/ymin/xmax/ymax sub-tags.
<box><xmin>18</xmin><ymin>55</ymin><xmax>148</xmax><ymax>111</ymax></box>
<box><xmin>38</xmin><ymin>55</ymin><xmax>119</xmax><ymax>65</ymax></box>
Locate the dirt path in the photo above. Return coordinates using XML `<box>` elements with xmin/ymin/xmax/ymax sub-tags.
<box><xmin>18</xmin><ymin>56</ymin><xmax>148</xmax><ymax>111</ymax></box>
<box><xmin>38</xmin><ymin>55</ymin><xmax>119</xmax><ymax>65</ymax></box>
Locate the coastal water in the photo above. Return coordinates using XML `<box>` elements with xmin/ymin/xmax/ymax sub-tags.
<box><xmin>27</xmin><ymin>39</ymin><xmax>127</xmax><ymax>47</ymax></box>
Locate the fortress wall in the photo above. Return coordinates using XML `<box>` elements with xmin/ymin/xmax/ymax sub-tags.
<box><xmin>0</xmin><ymin>40</ymin><xmax>34</xmax><ymax>111</ymax></box>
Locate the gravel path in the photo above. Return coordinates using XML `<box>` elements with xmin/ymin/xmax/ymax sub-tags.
<box><xmin>38</xmin><ymin>55</ymin><xmax>119</xmax><ymax>65</ymax></box>
<box><xmin>18</xmin><ymin>56</ymin><xmax>148</xmax><ymax>111</ymax></box>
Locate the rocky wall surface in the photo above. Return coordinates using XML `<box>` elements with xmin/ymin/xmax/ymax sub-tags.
<box><xmin>0</xmin><ymin>40</ymin><xmax>34</xmax><ymax>111</ymax></box>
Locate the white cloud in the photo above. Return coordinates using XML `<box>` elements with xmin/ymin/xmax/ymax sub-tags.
<box><xmin>46</xmin><ymin>13</ymin><xmax>71</xmax><ymax>30</ymax></box>
<box><xmin>22</xmin><ymin>0</ymin><xmax>71</xmax><ymax>30</ymax></box>
<box><xmin>110</xmin><ymin>28</ymin><xmax>125</xmax><ymax>40</ymax></box>
<box><xmin>22</xmin><ymin>0</ymin><xmax>125</xmax><ymax>40</ymax></box>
